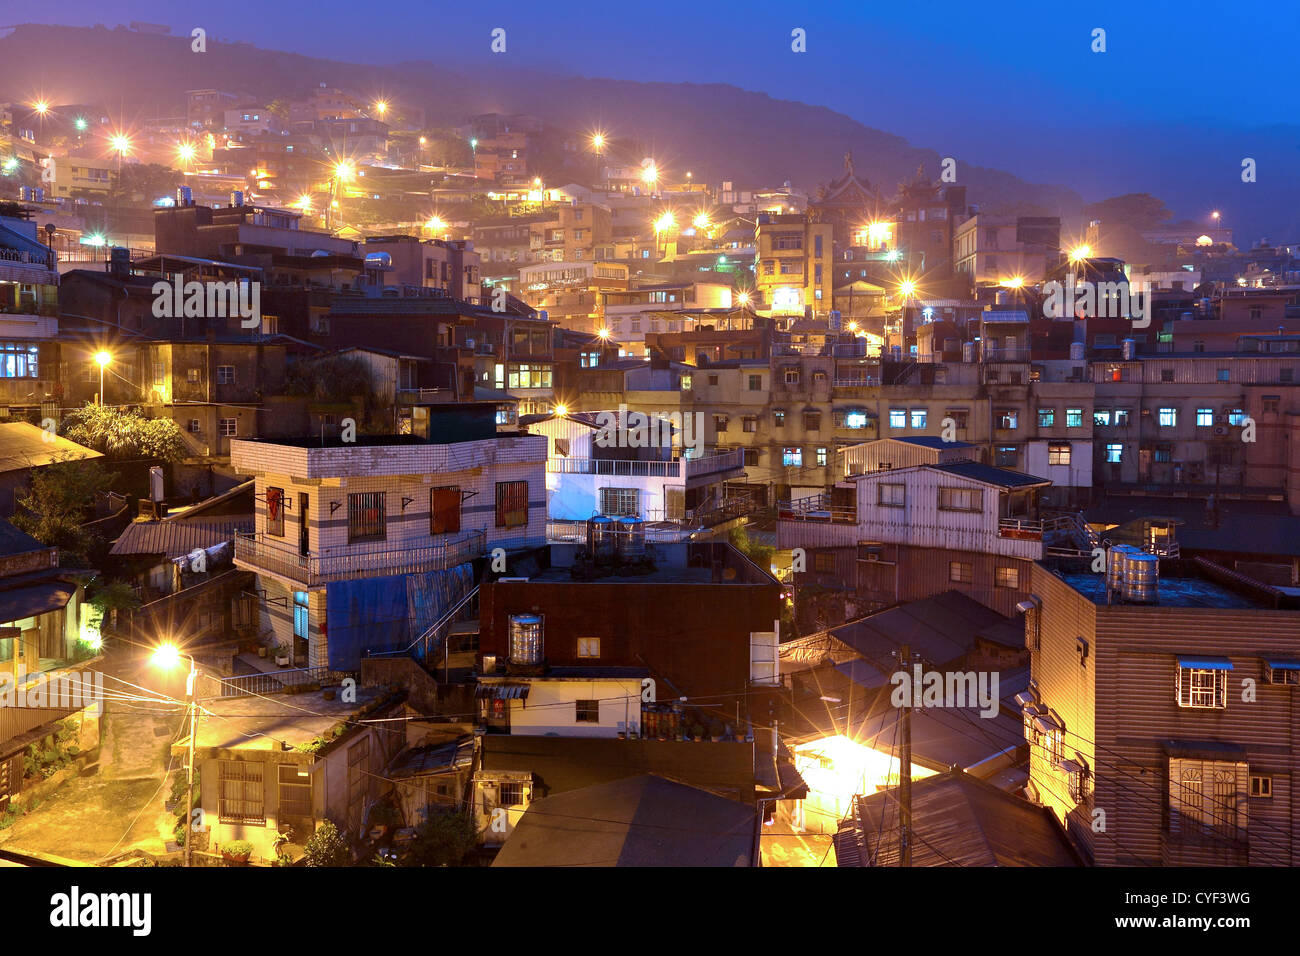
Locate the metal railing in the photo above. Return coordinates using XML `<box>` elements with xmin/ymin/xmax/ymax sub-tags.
<box><xmin>998</xmin><ymin>517</ymin><xmax>1044</xmax><ymax>540</ymax></box>
<box><xmin>832</xmin><ymin>377</ymin><xmax>881</xmax><ymax>388</ymax></box>
<box><xmin>546</xmin><ymin>449</ymin><xmax>744</xmax><ymax>480</ymax></box>
<box><xmin>234</xmin><ymin>529</ymin><xmax>485</xmax><ymax>587</ymax></box>
<box><xmin>217</xmin><ymin>665</ymin><xmax>355</xmax><ymax>698</ymax></box>
<box><xmin>778</xmin><ymin>493</ymin><xmax>857</xmax><ymax>524</ymax></box>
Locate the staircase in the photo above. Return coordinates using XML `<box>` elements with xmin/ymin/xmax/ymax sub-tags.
<box><xmin>1043</xmin><ymin>511</ymin><xmax>1099</xmax><ymax>555</ymax></box>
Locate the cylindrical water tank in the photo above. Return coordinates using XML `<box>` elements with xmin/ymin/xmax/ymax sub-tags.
<box><xmin>1121</xmin><ymin>338</ymin><xmax>1136</xmax><ymax>360</ymax></box>
<box><xmin>589</xmin><ymin>515</ymin><xmax>616</xmax><ymax>563</ymax></box>
<box><xmin>1069</xmin><ymin>341</ymin><xmax>1085</xmax><ymax>361</ymax></box>
<box><xmin>508</xmin><ymin>614</ymin><xmax>543</xmax><ymax>664</ymax></box>
<box><xmin>1107</xmin><ymin>545</ymin><xmax>1137</xmax><ymax>594</ymax></box>
<box><xmin>1124</xmin><ymin>552</ymin><xmax>1160</xmax><ymax>603</ymax></box>
<box><xmin>618</xmin><ymin>516</ymin><xmax>645</xmax><ymax>561</ymax></box>
<box><xmin>230</xmin><ymin>190</ymin><xmax>244</xmax><ymax>207</ymax></box>
<box><xmin>176</xmin><ymin>186</ymin><xmax>193</xmax><ymax>206</ymax></box>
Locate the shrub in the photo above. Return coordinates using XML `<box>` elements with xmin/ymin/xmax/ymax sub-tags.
<box><xmin>302</xmin><ymin>819</ymin><xmax>350</xmax><ymax>867</ymax></box>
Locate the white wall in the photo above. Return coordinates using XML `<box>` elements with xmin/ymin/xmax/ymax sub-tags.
<box><xmin>506</xmin><ymin>679</ymin><xmax>643</xmax><ymax>737</ymax></box>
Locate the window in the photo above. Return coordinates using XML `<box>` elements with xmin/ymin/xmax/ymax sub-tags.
<box><xmin>773</xmin><ymin>411</ymin><xmax>785</xmax><ymax>426</ymax></box>
<box><xmin>878</xmin><ymin>483</ymin><xmax>905</xmax><ymax>508</ymax></box>
<box><xmin>714</xmin><ymin>414</ymin><xmax>729</xmax><ymax>433</ymax></box>
<box><xmin>1265</xmin><ymin>661</ymin><xmax>1300</xmax><ymax>685</ymax></box>
<box><xmin>576</xmin><ymin>700</ymin><xmax>600</xmax><ymax>723</ymax></box>
<box><xmin>219</xmin><ymin>760</ymin><xmax>264</xmax><ymax>824</ymax></box>
<box><xmin>1114</xmin><ymin>408</ymin><xmax>1131</xmax><ymax>427</ymax></box>
<box><xmin>949</xmin><ymin>561</ymin><xmax>972</xmax><ymax>583</ymax></box>
<box><xmin>1048</xmin><ymin>443</ymin><xmax>1071</xmax><ymax>466</ymax></box>
<box><xmin>889</xmin><ymin>408</ymin><xmax>906</xmax><ymax>429</ymax></box>
<box><xmin>995</xmin><ymin>446</ymin><xmax>1018</xmax><ymax>467</ymax></box>
<box><xmin>748</xmin><ymin>374</ymin><xmax>763</xmax><ymax>391</ymax></box>
<box><xmin>1158</xmin><ymin>407</ymin><xmax>1178</xmax><ymax>427</ymax></box>
<box><xmin>804</xmin><ymin>412</ymin><xmax>821</xmax><ymax>431</ymax></box>
<box><xmin>1038</xmin><ymin>408</ymin><xmax>1055</xmax><ymax>427</ymax></box>
<box><xmin>782</xmin><ymin>447</ymin><xmax>803</xmax><ymax>467</ymax></box>
<box><xmin>844</xmin><ymin>412</ymin><xmax>869</xmax><ymax>429</ymax></box>
<box><xmin>813</xmin><ymin>552</ymin><xmax>836</xmax><ymax>574</ymax></box>
<box><xmin>996</xmin><ymin>409</ymin><xmax>1018</xmax><ymax>430</ymax></box>
<box><xmin>187</xmin><ymin>419</ymin><xmax>201</xmax><ymax>434</ymax></box>
<box><xmin>1155</xmin><ymin>444</ymin><xmax>1173</xmax><ymax>463</ymax></box>
<box><xmin>348</xmin><ymin>492</ymin><xmax>385</xmax><ymax>542</ymax></box>
<box><xmin>995</xmin><ymin>566</ymin><xmax>1020</xmax><ymax>589</ymax></box>
<box><xmin>431</xmin><ymin>486</ymin><xmax>461</xmax><ymax>534</ymax></box>
<box><xmin>1161</xmin><ymin>368</ymin><xmax>1174</xmax><ymax>383</ymax></box>
<box><xmin>1251</xmin><ymin>774</ymin><xmax>1272</xmax><ymax>798</ymax></box>
<box><xmin>1281</xmin><ymin>368</ymin><xmax>1294</xmax><ymax>383</ymax></box>
<box><xmin>599</xmin><ymin>487</ymin><xmax>639</xmax><ymax>517</ymax></box>
<box><xmin>1065</xmin><ymin>408</ymin><xmax>1083</xmax><ymax>428</ymax></box>
<box><xmin>937</xmin><ymin>486</ymin><xmax>981</xmax><ymax>511</ymax></box>
<box><xmin>947</xmin><ymin>410</ymin><xmax>969</xmax><ymax>430</ymax></box>
<box><xmin>216</xmin><ymin>365</ymin><xmax>235</xmax><ymax>385</ymax></box>
<box><xmin>1169</xmin><ymin>758</ymin><xmax>1245</xmax><ymax>835</ymax></box>
<box><xmin>815</xmin><ymin>447</ymin><xmax>828</xmax><ymax>466</ymax></box>
<box><xmin>278</xmin><ymin>764</ymin><xmax>312</xmax><ymax>818</ymax></box>
<box><xmin>1178</xmin><ymin>662</ymin><xmax>1228</xmax><ymax>708</ymax></box>
<box><xmin>1093</xmin><ymin>409</ymin><xmax>1111</xmax><ymax>426</ymax></box>
<box><xmin>496</xmin><ymin>480</ymin><xmax>529</xmax><ymax>528</ymax></box>
<box><xmin>910</xmin><ymin>409</ymin><xmax>927</xmax><ymax>429</ymax></box>
<box><xmin>0</xmin><ymin>342</ymin><xmax>38</xmax><ymax>378</ymax></box>
<box><xmin>1105</xmin><ymin>443</ymin><xmax>1123</xmax><ymax>463</ymax></box>
<box><xmin>1196</xmin><ymin>408</ymin><xmax>1214</xmax><ymax>427</ymax></box>
<box><xmin>186</xmin><ymin>367</ymin><xmax>200</xmax><ymax>384</ymax></box>
<box><xmin>499</xmin><ymin>782</ymin><xmax>527</xmax><ymax>806</ymax></box>
<box><xmin>1228</xmin><ymin>408</ymin><xmax>1246</xmax><ymax>426</ymax></box>
<box><xmin>293</xmin><ymin>591</ymin><xmax>308</xmax><ymax>643</ymax></box>
<box><xmin>266</xmin><ymin>486</ymin><xmax>285</xmax><ymax>537</ymax></box>
<box><xmin>218</xmin><ymin>418</ymin><xmax>237</xmax><ymax>437</ymax></box>
<box><xmin>577</xmin><ymin>637</ymin><xmax>600</xmax><ymax>659</ymax></box>
<box><xmin>708</xmin><ymin>374</ymin><xmax>719</xmax><ymax>386</ymax></box>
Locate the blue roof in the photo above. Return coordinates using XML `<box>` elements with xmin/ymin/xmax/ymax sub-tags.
<box><xmin>894</xmin><ymin>436</ymin><xmax>974</xmax><ymax>449</ymax></box>
<box><xmin>927</xmin><ymin>461</ymin><xmax>1050</xmax><ymax>488</ymax></box>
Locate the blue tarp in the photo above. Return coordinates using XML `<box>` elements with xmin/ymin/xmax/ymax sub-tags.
<box><xmin>325</xmin><ymin>563</ymin><xmax>475</xmax><ymax>670</ymax></box>
<box><xmin>1177</xmin><ymin>656</ymin><xmax>1234</xmax><ymax>670</ymax></box>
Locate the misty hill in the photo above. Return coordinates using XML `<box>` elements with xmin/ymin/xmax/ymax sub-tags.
<box><xmin>0</xmin><ymin>23</ymin><xmax>1083</xmax><ymax>222</ymax></box>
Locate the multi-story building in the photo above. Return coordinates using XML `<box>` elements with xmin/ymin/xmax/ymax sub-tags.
<box><xmin>527</xmin><ymin>203</ymin><xmax>613</xmax><ymax>263</ymax></box>
<box><xmin>187</xmin><ymin>89</ymin><xmax>240</xmax><ymax>129</ymax></box>
<box><xmin>363</xmin><ymin>235</ymin><xmax>483</xmax><ymax>304</ymax></box>
<box><xmin>230</xmin><ymin>404</ymin><xmax>547</xmax><ymax>670</ymax></box>
<box><xmin>516</xmin><ymin>259</ymin><xmax>629</xmax><ymax>332</ymax></box>
<box><xmin>953</xmin><ymin>214</ymin><xmax>1061</xmax><ymax>286</ymax></box>
<box><xmin>1025</xmin><ymin>555</ymin><xmax>1300</xmax><ymax>865</ymax></box>
<box><xmin>602</xmin><ymin>281</ymin><xmax>734</xmax><ymax>357</ymax></box>
<box><xmin>754</xmin><ymin>212</ymin><xmax>833</xmax><ymax>319</ymax></box>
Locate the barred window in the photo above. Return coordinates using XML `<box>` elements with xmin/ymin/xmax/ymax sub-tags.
<box><xmin>576</xmin><ymin>700</ymin><xmax>600</xmax><ymax>723</ymax></box>
<box><xmin>347</xmin><ymin>492</ymin><xmax>385</xmax><ymax>542</ymax></box>
<box><xmin>1177</xmin><ymin>665</ymin><xmax>1227</xmax><ymax>709</ymax></box>
<box><xmin>278</xmin><ymin>764</ymin><xmax>312</xmax><ymax>818</ymax></box>
<box><xmin>0</xmin><ymin>341</ymin><xmax>39</xmax><ymax>378</ymax></box>
<box><xmin>499</xmin><ymin>782</ymin><xmax>527</xmax><ymax>806</ymax></box>
<box><xmin>599</xmin><ymin>487</ymin><xmax>639</xmax><ymax>517</ymax></box>
<box><xmin>219</xmin><ymin>760</ymin><xmax>265</xmax><ymax>824</ymax></box>
<box><xmin>496</xmin><ymin>480</ymin><xmax>528</xmax><ymax>528</ymax></box>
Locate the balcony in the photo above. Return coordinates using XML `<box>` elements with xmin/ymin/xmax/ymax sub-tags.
<box><xmin>546</xmin><ymin>449</ymin><xmax>745</xmax><ymax>482</ymax></box>
<box><xmin>778</xmin><ymin>492</ymin><xmax>857</xmax><ymax>525</ymax></box>
<box><xmin>234</xmin><ymin>529</ymin><xmax>485</xmax><ymax>588</ymax></box>
<box><xmin>998</xmin><ymin>517</ymin><xmax>1043</xmax><ymax>541</ymax></box>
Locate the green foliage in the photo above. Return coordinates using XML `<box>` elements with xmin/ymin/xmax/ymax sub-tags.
<box><xmin>729</xmin><ymin>525</ymin><xmax>774</xmax><ymax>570</ymax></box>
<box><xmin>10</xmin><ymin>455</ymin><xmax>115</xmax><ymax>565</ymax></box>
<box><xmin>60</xmin><ymin>403</ymin><xmax>188</xmax><ymax>462</ymax></box>
<box><xmin>285</xmin><ymin>354</ymin><xmax>374</xmax><ymax>405</ymax></box>
<box><xmin>403</xmin><ymin>810</ymin><xmax>476</xmax><ymax>867</ymax></box>
<box><xmin>1082</xmin><ymin>193</ymin><xmax>1175</xmax><ymax>233</ymax></box>
<box><xmin>302</xmin><ymin>819</ymin><xmax>351</xmax><ymax>867</ymax></box>
<box><xmin>91</xmin><ymin>580</ymin><xmax>140</xmax><ymax>617</ymax></box>
<box><xmin>110</xmin><ymin>163</ymin><xmax>181</xmax><ymax>206</ymax></box>
<box><xmin>222</xmin><ymin>839</ymin><xmax>253</xmax><ymax>859</ymax></box>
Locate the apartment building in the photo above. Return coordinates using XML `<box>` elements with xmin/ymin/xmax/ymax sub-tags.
<box><xmin>517</xmin><ymin>259</ymin><xmax>629</xmax><ymax>333</ymax></box>
<box><xmin>779</xmin><ymin>459</ymin><xmax>1050</xmax><ymax>616</ymax></box>
<box><xmin>527</xmin><ymin>203</ymin><xmax>613</xmax><ymax>263</ymax></box>
<box><xmin>953</xmin><ymin>214</ymin><xmax>1061</xmax><ymax>285</ymax></box>
<box><xmin>1025</xmin><ymin>556</ymin><xmax>1300</xmax><ymax>865</ymax></box>
<box><xmin>230</xmin><ymin>404</ymin><xmax>546</xmax><ymax>670</ymax></box>
<box><xmin>363</xmin><ymin>235</ymin><xmax>483</xmax><ymax>304</ymax></box>
<box><xmin>754</xmin><ymin>212</ymin><xmax>834</xmax><ymax>318</ymax></box>
<box><xmin>602</xmin><ymin>281</ymin><xmax>734</xmax><ymax>358</ymax></box>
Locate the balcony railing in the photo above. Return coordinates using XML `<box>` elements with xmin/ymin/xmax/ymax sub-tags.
<box><xmin>998</xmin><ymin>517</ymin><xmax>1043</xmax><ymax>540</ymax></box>
<box><xmin>234</xmin><ymin>529</ymin><xmax>485</xmax><ymax>587</ymax></box>
<box><xmin>833</xmin><ymin>377</ymin><xmax>881</xmax><ymax>388</ymax></box>
<box><xmin>547</xmin><ymin>449</ymin><xmax>744</xmax><ymax>480</ymax></box>
<box><xmin>778</xmin><ymin>493</ymin><xmax>857</xmax><ymax>524</ymax></box>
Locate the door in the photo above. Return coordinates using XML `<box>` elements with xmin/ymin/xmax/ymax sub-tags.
<box><xmin>298</xmin><ymin>493</ymin><xmax>310</xmax><ymax>557</ymax></box>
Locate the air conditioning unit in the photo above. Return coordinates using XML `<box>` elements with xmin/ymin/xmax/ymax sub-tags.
<box><xmin>1212</xmin><ymin>425</ymin><xmax>1230</xmax><ymax>437</ymax></box>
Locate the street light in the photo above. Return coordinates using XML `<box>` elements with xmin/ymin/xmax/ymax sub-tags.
<box><xmin>1069</xmin><ymin>244</ymin><xmax>1092</xmax><ymax>262</ymax></box>
<box><xmin>176</xmin><ymin>141</ymin><xmax>196</xmax><ymax>167</ymax></box>
<box><xmin>374</xmin><ymin>100</ymin><xmax>388</xmax><ymax>117</ymax></box>
<box><xmin>94</xmin><ymin>350</ymin><xmax>111</xmax><ymax>405</ymax></box>
<box><xmin>152</xmin><ymin>642</ymin><xmax>198</xmax><ymax>869</ymax></box>
<box><xmin>110</xmin><ymin>133</ymin><xmax>131</xmax><ymax>172</ymax></box>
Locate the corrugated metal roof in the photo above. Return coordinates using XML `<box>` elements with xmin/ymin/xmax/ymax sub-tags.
<box><xmin>927</xmin><ymin>461</ymin><xmax>1050</xmax><ymax>488</ymax></box>
<box><xmin>110</xmin><ymin>518</ymin><xmax>253</xmax><ymax>558</ymax></box>
<box><xmin>0</xmin><ymin>423</ymin><xmax>102</xmax><ymax>475</ymax></box>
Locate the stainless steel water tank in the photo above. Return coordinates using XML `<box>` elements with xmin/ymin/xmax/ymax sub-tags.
<box><xmin>588</xmin><ymin>515</ymin><xmax>616</xmax><ymax>563</ymax></box>
<box><xmin>1107</xmin><ymin>545</ymin><xmax>1137</xmax><ymax>594</ymax></box>
<box><xmin>1069</xmin><ymin>341</ymin><xmax>1085</xmax><ymax>361</ymax></box>
<box><xmin>508</xmin><ymin>614</ymin><xmax>543</xmax><ymax>663</ymax></box>
<box><xmin>1121</xmin><ymin>338</ymin><xmax>1136</xmax><ymax>360</ymax></box>
<box><xmin>1124</xmin><ymin>552</ymin><xmax>1160</xmax><ymax>603</ymax></box>
<box><xmin>618</xmin><ymin>516</ymin><xmax>645</xmax><ymax>560</ymax></box>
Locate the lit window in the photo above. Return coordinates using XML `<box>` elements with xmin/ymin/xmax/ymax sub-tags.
<box><xmin>575</xmin><ymin>700</ymin><xmax>600</xmax><ymax>723</ymax></box>
<box><xmin>816</xmin><ymin>447</ymin><xmax>828</xmax><ymax>466</ymax></box>
<box><xmin>1196</xmin><ymin>408</ymin><xmax>1214</xmax><ymax>427</ymax></box>
<box><xmin>1048</xmin><ymin>443</ymin><xmax>1071</xmax><ymax>466</ymax></box>
<box><xmin>1114</xmin><ymin>408</ymin><xmax>1131</xmax><ymax>427</ymax></box>
<box><xmin>1038</xmin><ymin>408</ymin><xmax>1055</xmax><ymax>427</ymax></box>
<box><xmin>1093</xmin><ymin>409</ymin><xmax>1111</xmax><ymax>426</ymax></box>
<box><xmin>1105</xmin><ymin>443</ymin><xmax>1123</xmax><ymax>463</ymax></box>
<box><xmin>949</xmin><ymin>561</ymin><xmax>972</xmax><ymax>583</ymax></box>
<box><xmin>889</xmin><ymin>408</ymin><xmax>906</xmax><ymax>429</ymax></box>
<box><xmin>1158</xmin><ymin>407</ymin><xmax>1178</xmax><ymax>427</ymax></box>
<box><xmin>995</xmin><ymin>566</ymin><xmax>1020</xmax><ymax>589</ymax></box>
<box><xmin>782</xmin><ymin>447</ymin><xmax>802</xmax><ymax>467</ymax></box>
<box><xmin>1065</xmin><ymin>408</ymin><xmax>1083</xmax><ymax>428</ymax></box>
<box><xmin>910</xmin><ymin>409</ymin><xmax>927</xmax><ymax>429</ymax></box>
<box><xmin>577</xmin><ymin>637</ymin><xmax>600</xmax><ymax>659</ymax></box>
<box><xmin>997</xmin><ymin>409</ymin><xmax>1018</xmax><ymax>430</ymax></box>
<box><xmin>1177</xmin><ymin>660</ymin><xmax>1230</xmax><ymax>709</ymax></box>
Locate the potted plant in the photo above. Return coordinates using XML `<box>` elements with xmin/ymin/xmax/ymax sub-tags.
<box><xmin>274</xmin><ymin>643</ymin><xmax>291</xmax><ymax>667</ymax></box>
<box><xmin>221</xmin><ymin>839</ymin><xmax>253</xmax><ymax>865</ymax></box>
<box><xmin>257</xmin><ymin>644</ymin><xmax>268</xmax><ymax>659</ymax></box>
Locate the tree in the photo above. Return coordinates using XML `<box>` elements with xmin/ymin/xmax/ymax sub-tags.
<box><xmin>1083</xmin><ymin>193</ymin><xmax>1174</xmax><ymax>233</ymax></box>
<box><xmin>109</xmin><ymin>163</ymin><xmax>181</xmax><ymax>205</ymax></box>
<box><xmin>10</xmin><ymin>455</ymin><xmax>115</xmax><ymax>565</ymax></box>
<box><xmin>403</xmin><ymin>810</ymin><xmax>477</xmax><ymax>867</ymax></box>
<box><xmin>302</xmin><ymin>819</ymin><xmax>351</xmax><ymax>867</ymax></box>
<box><xmin>60</xmin><ymin>404</ymin><xmax>188</xmax><ymax>462</ymax></box>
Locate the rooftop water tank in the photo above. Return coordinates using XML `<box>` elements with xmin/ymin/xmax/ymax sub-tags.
<box><xmin>1069</xmin><ymin>341</ymin><xmax>1086</xmax><ymax>361</ymax></box>
<box><xmin>618</xmin><ymin>516</ymin><xmax>646</xmax><ymax>561</ymax></box>
<box><xmin>1106</xmin><ymin>545</ymin><xmax>1137</xmax><ymax>595</ymax></box>
<box><xmin>1121</xmin><ymin>338</ymin><xmax>1136</xmax><ymax>361</ymax></box>
<box><xmin>508</xmin><ymin>614</ymin><xmax>543</xmax><ymax>664</ymax></box>
<box><xmin>1123</xmin><ymin>552</ymin><xmax>1160</xmax><ymax>604</ymax></box>
<box><xmin>176</xmin><ymin>185</ymin><xmax>193</xmax><ymax>206</ymax></box>
<box><xmin>588</xmin><ymin>515</ymin><xmax>616</xmax><ymax>564</ymax></box>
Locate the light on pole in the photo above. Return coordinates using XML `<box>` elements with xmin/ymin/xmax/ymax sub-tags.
<box><xmin>152</xmin><ymin>642</ymin><xmax>198</xmax><ymax>868</ymax></box>
<box><xmin>94</xmin><ymin>350</ymin><xmax>111</xmax><ymax>405</ymax></box>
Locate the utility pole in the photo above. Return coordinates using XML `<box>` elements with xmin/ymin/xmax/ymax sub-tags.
<box><xmin>184</xmin><ymin>657</ymin><xmax>197</xmax><ymax>869</ymax></box>
<box><xmin>899</xmin><ymin>643</ymin><xmax>912</xmax><ymax>867</ymax></box>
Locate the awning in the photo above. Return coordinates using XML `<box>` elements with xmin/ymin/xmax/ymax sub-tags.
<box><xmin>0</xmin><ymin>582</ymin><xmax>75</xmax><ymax>625</ymax></box>
<box><xmin>1177</xmin><ymin>656</ymin><xmax>1233</xmax><ymax>670</ymax></box>
<box><xmin>475</xmin><ymin>683</ymin><xmax>530</xmax><ymax>700</ymax></box>
<box><xmin>1267</xmin><ymin>659</ymin><xmax>1300</xmax><ymax>671</ymax></box>
<box><xmin>1033</xmin><ymin>715</ymin><xmax>1059</xmax><ymax>734</ymax></box>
